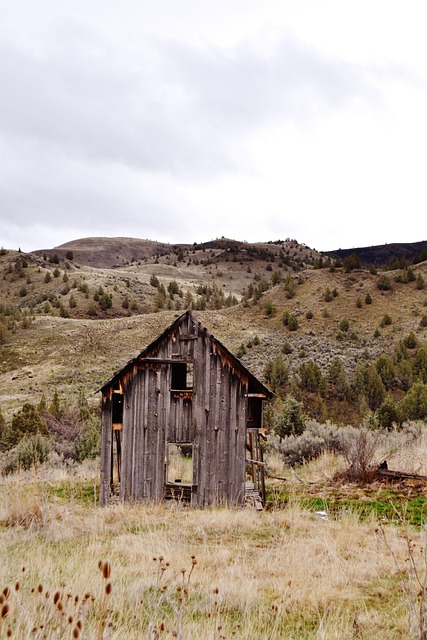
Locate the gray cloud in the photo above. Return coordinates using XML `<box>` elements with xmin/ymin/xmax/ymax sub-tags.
<box><xmin>0</xmin><ymin>28</ymin><xmax>378</xmax><ymax>176</ymax></box>
<box><xmin>0</xmin><ymin>8</ymin><xmax>414</xmax><ymax>251</ymax></box>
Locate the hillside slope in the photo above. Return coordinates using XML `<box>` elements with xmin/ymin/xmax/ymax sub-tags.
<box><xmin>1</xmin><ymin>236</ymin><xmax>427</xmax><ymax>426</ymax></box>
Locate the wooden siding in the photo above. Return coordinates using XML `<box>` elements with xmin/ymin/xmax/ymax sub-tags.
<box><xmin>100</xmin><ymin>395</ymin><xmax>112</xmax><ymax>505</ymax></box>
<box><xmin>100</xmin><ymin>311</ymin><xmax>269</xmax><ymax>507</ymax></box>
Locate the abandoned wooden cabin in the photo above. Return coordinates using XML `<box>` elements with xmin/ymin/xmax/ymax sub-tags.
<box><xmin>99</xmin><ymin>310</ymin><xmax>272</xmax><ymax>507</ymax></box>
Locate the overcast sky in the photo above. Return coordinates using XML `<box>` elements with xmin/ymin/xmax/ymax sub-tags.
<box><xmin>1</xmin><ymin>1</ymin><xmax>426</xmax><ymax>253</ymax></box>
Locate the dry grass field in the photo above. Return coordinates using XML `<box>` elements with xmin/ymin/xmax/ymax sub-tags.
<box><xmin>2</xmin><ymin>238</ymin><xmax>427</xmax><ymax>637</ymax></box>
<box><xmin>1</xmin><ymin>436</ymin><xmax>427</xmax><ymax>640</ymax></box>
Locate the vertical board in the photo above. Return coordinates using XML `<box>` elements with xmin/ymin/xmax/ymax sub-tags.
<box><xmin>100</xmin><ymin>395</ymin><xmax>112</xmax><ymax>506</ymax></box>
<box><xmin>120</xmin><ymin>375</ymin><xmax>134</xmax><ymax>501</ymax></box>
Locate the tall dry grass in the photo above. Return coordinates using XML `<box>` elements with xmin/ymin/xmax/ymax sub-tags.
<box><xmin>1</xmin><ymin>430</ymin><xmax>427</xmax><ymax>638</ymax></box>
<box><xmin>0</xmin><ymin>487</ymin><xmax>421</xmax><ymax>639</ymax></box>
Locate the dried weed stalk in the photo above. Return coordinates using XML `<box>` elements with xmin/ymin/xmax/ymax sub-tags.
<box><xmin>377</xmin><ymin>504</ymin><xmax>427</xmax><ymax>639</ymax></box>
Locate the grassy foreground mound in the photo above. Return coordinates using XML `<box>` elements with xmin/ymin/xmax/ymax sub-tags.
<box><xmin>0</xmin><ymin>466</ymin><xmax>425</xmax><ymax>639</ymax></box>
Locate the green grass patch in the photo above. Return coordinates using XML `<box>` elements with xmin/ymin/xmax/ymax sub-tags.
<box><xmin>265</xmin><ymin>483</ymin><xmax>426</xmax><ymax>526</ymax></box>
<box><xmin>45</xmin><ymin>478</ymin><xmax>99</xmax><ymax>505</ymax></box>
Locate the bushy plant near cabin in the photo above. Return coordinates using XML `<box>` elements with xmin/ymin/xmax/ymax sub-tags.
<box><xmin>338</xmin><ymin>426</ymin><xmax>381</xmax><ymax>482</ymax></box>
<box><xmin>376</xmin><ymin>395</ymin><xmax>402</xmax><ymax>430</ymax></box>
<box><xmin>273</xmin><ymin>394</ymin><xmax>306</xmax><ymax>440</ymax></box>
<box><xmin>1</xmin><ymin>403</ymin><xmax>48</xmax><ymax>451</ymax></box>
<box><xmin>270</xmin><ymin>420</ymin><xmax>347</xmax><ymax>467</ymax></box>
<box><xmin>73</xmin><ymin>418</ymin><xmax>100</xmax><ymax>462</ymax></box>
<box><xmin>15</xmin><ymin>433</ymin><xmax>51</xmax><ymax>471</ymax></box>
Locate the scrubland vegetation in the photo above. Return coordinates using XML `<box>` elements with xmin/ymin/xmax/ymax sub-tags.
<box><xmin>0</xmin><ymin>426</ymin><xmax>427</xmax><ymax>639</ymax></box>
<box><xmin>2</xmin><ymin>238</ymin><xmax>427</xmax><ymax>637</ymax></box>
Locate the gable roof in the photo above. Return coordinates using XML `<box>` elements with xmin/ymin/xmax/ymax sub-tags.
<box><xmin>99</xmin><ymin>310</ymin><xmax>272</xmax><ymax>398</ymax></box>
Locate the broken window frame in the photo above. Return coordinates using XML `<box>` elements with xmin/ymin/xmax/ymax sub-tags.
<box><xmin>166</xmin><ymin>443</ymin><xmax>194</xmax><ymax>485</ymax></box>
<box><xmin>171</xmin><ymin>362</ymin><xmax>194</xmax><ymax>392</ymax></box>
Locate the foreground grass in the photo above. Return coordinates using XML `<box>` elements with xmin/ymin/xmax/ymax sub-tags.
<box><xmin>0</xmin><ymin>475</ymin><xmax>424</xmax><ymax>639</ymax></box>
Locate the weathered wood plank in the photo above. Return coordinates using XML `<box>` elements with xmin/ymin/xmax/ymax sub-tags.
<box><xmin>100</xmin><ymin>396</ymin><xmax>112</xmax><ymax>506</ymax></box>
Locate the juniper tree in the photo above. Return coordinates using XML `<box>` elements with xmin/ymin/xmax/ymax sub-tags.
<box><xmin>274</xmin><ymin>395</ymin><xmax>306</xmax><ymax>440</ymax></box>
<box><xmin>1</xmin><ymin>403</ymin><xmax>48</xmax><ymax>450</ymax></box>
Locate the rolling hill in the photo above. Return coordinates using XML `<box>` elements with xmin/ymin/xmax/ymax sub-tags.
<box><xmin>1</xmin><ymin>236</ymin><xmax>427</xmax><ymax>426</ymax></box>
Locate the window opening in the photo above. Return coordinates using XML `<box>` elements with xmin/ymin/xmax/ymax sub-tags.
<box><xmin>112</xmin><ymin>390</ymin><xmax>124</xmax><ymax>426</ymax></box>
<box><xmin>167</xmin><ymin>443</ymin><xmax>193</xmax><ymax>484</ymax></box>
<box><xmin>171</xmin><ymin>363</ymin><xmax>193</xmax><ymax>391</ymax></box>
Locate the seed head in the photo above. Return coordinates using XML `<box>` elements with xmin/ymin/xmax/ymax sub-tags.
<box><xmin>102</xmin><ymin>562</ymin><xmax>111</xmax><ymax>580</ymax></box>
<box><xmin>1</xmin><ymin>603</ymin><xmax>10</xmax><ymax>619</ymax></box>
<box><xmin>105</xmin><ymin>583</ymin><xmax>112</xmax><ymax>596</ymax></box>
